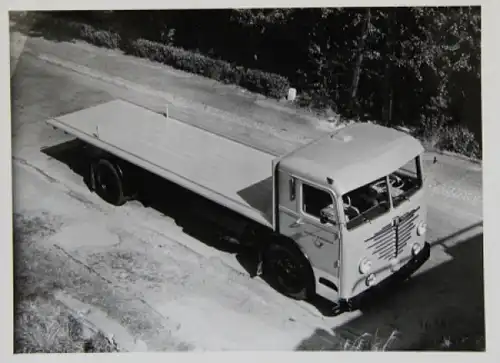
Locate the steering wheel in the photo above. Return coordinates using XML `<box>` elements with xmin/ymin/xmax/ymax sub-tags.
<box><xmin>343</xmin><ymin>195</ymin><xmax>360</xmax><ymax>218</ymax></box>
<box><xmin>389</xmin><ymin>174</ymin><xmax>405</xmax><ymax>189</ymax></box>
<box><xmin>372</xmin><ymin>179</ymin><xmax>387</xmax><ymax>191</ymax></box>
<box><xmin>344</xmin><ymin>195</ymin><xmax>352</xmax><ymax>207</ymax></box>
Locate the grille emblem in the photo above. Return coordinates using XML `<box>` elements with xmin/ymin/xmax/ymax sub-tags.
<box><xmin>392</xmin><ymin>216</ymin><xmax>401</xmax><ymax>227</ymax></box>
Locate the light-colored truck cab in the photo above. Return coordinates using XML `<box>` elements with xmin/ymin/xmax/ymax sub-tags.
<box><xmin>271</xmin><ymin>122</ymin><xmax>429</xmax><ymax>309</ymax></box>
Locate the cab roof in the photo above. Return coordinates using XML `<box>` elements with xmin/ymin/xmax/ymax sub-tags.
<box><xmin>277</xmin><ymin>122</ymin><xmax>424</xmax><ymax>195</ymax></box>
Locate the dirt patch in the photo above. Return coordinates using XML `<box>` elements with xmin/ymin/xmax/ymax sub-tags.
<box><xmin>13</xmin><ymin>211</ymin><xmax>59</xmax><ymax>240</ymax></box>
<box><xmin>52</xmin><ymin>221</ymin><xmax>121</xmax><ymax>249</ymax></box>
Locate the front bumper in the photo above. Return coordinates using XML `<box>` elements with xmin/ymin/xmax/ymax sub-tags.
<box><xmin>340</xmin><ymin>241</ymin><xmax>431</xmax><ymax>311</ymax></box>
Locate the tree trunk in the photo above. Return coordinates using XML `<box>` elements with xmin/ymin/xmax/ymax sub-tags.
<box><xmin>348</xmin><ymin>8</ymin><xmax>371</xmax><ymax>117</ymax></box>
<box><xmin>382</xmin><ymin>62</ymin><xmax>390</xmax><ymax>124</ymax></box>
<box><xmin>388</xmin><ymin>89</ymin><xmax>393</xmax><ymax>124</ymax></box>
<box><xmin>383</xmin><ymin>10</ymin><xmax>394</xmax><ymax>125</ymax></box>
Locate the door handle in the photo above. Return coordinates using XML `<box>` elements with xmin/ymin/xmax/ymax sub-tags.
<box><xmin>314</xmin><ymin>238</ymin><xmax>324</xmax><ymax>248</ymax></box>
<box><xmin>290</xmin><ymin>218</ymin><xmax>304</xmax><ymax>228</ymax></box>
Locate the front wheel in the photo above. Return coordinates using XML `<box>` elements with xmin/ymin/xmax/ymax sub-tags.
<box><xmin>263</xmin><ymin>242</ymin><xmax>314</xmax><ymax>300</ymax></box>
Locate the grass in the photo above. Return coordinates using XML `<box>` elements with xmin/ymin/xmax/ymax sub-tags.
<box><xmin>13</xmin><ymin>213</ymin><xmax>120</xmax><ymax>353</ymax></box>
<box><xmin>342</xmin><ymin>330</ymin><xmax>399</xmax><ymax>351</ymax></box>
<box><xmin>341</xmin><ymin>326</ymin><xmax>484</xmax><ymax>351</ymax></box>
<box><xmin>15</xmin><ymin>296</ymin><xmax>118</xmax><ymax>353</ymax></box>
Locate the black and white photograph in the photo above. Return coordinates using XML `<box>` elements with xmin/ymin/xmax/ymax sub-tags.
<box><xmin>5</xmin><ymin>0</ymin><xmax>494</xmax><ymax>356</ymax></box>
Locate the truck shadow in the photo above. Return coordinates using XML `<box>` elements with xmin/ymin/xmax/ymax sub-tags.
<box><xmin>294</xmin><ymin>225</ymin><xmax>485</xmax><ymax>351</ymax></box>
<box><xmin>41</xmin><ymin>139</ymin><xmax>264</xmax><ymax>277</ymax></box>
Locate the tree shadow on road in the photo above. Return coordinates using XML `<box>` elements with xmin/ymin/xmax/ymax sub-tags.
<box><xmin>295</xmin><ymin>225</ymin><xmax>485</xmax><ymax>351</ymax></box>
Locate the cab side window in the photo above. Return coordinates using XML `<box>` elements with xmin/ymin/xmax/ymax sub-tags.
<box><xmin>302</xmin><ymin>183</ymin><xmax>333</xmax><ymax>220</ymax></box>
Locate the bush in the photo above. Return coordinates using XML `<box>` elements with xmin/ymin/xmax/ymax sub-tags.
<box><xmin>128</xmin><ymin>38</ymin><xmax>290</xmax><ymax>99</ymax></box>
<box><xmin>78</xmin><ymin>25</ymin><xmax>121</xmax><ymax>49</ymax></box>
<box><xmin>436</xmin><ymin>124</ymin><xmax>481</xmax><ymax>159</ymax></box>
<box><xmin>414</xmin><ymin>114</ymin><xmax>481</xmax><ymax>159</ymax></box>
<box><xmin>54</xmin><ymin>19</ymin><xmax>121</xmax><ymax>49</ymax></box>
<box><xmin>296</xmin><ymin>89</ymin><xmax>337</xmax><ymax>111</ymax></box>
<box><xmin>243</xmin><ymin>68</ymin><xmax>290</xmax><ymax>99</ymax></box>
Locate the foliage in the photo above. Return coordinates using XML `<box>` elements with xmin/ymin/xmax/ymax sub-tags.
<box><xmin>127</xmin><ymin>38</ymin><xmax>290</xmax><ymax>99</ymax></box>
<box><xmin>222</xmin><ymin>7</ymin><xmax>481</xmax><ymax>153</ymax></box>
<box><xmin>413</xmin><ymin>114</ymin><xmax>481</xmax><ymax>159</ymax></box>
<box><xmin>78</xmin><ymin>25</ymin><xmax>121</xmax><ymax>49</ymax></box>
<box><xmin>18</xmin><ymin>8</ymin><xmax>481</xmax><ymax>158</ymax></box>
<box><xmin>436</xmin><ymin>124</ymin><xmax>481</xmax><ymax>159</ymax></box>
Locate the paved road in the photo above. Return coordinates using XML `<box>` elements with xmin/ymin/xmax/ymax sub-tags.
<box><xmin>11</xmin><ymin>35</ymin><xmax>484</xmax><ymax>351</ymax></box>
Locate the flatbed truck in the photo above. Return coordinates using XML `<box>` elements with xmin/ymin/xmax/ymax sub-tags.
<box><xmin>47</xmin><ymin>99</ymin><xmax>430</xmax><ymax>311</ymax></box>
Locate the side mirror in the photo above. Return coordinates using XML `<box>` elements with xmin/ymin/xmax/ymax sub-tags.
<box><xmin>320</xmin><ymin>206</ymin><xmax>338</xmax><ymax>225</ymax></box>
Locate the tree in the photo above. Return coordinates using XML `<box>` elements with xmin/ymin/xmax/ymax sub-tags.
<box><xmin>348</xmin><ymin>8</ymin><xmax>371</xmax><ymax>117</ymax></box>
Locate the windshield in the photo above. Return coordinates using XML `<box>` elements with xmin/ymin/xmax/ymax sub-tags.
<box><xmin>389</xmin><ymin>158</ymin><xmax>423</xmax><ymax>207</ymax></box>
<box><xmin>390</xmin><ymin>156</ymin><xmax>423</xmax><ymax>208</ymax></box>
<box><xmin>342</xmin><ymin>156</ymin><xmax>423</xmax><ymax>230</ymax></box>
<box><xmin>343</xmin><ymin>176</ymin><xmax>391</xmax><ymax>230</ymax></box>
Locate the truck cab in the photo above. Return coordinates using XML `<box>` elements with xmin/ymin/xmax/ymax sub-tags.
<box><xmin>272</xmin><ymin>122</ymin><xmax>429</xmax><ymax>309</ymax></box>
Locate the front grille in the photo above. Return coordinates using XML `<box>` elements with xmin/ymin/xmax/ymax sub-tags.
<box><xmin>365</xmin><ymin>222</ymin><xmax>397</xmax><ymax>260</ymax></box>
<box><xmin>365</xmin><ymin>207</ymin><xmax>420</xmax><ymax>260</ymax></box>
<box><xmin>396</xmin><ymin>207</ymin><xmax>420</xmax><ymax>252</ymax></box>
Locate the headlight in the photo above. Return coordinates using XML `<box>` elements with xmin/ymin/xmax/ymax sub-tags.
<box><xmin>359</xmin><ymin>258</ymin><xmax>372</xmax><ymax>274</ymax></box>
<box><xmin>366</xmin><ymin>274</ymin><xmax>377</xmax><ymax>287</ymax></box>
<box><xmin>416</xmin><ymin>222</ymin><xmax>427</xmax><ymax>236</ymax></box>
<box><xmin>412</xmin><ymin>243</ymin><xmax>422</xmax><ymax>256</ymax></box>
<box><xmin>390</xmin><ymin>257</ymin><xmax>401</xmax><ymax>272</ymax></box>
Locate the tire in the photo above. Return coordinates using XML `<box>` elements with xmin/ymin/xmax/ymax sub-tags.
<box><xmin>91</xmin><ymin>159</ymin><xmax>127</xmax><ymax>206</ymax></box>
<box><xmin>263</xmin><ymin>241</ymin><xmax>315</xmax><ymax>300</ymax></box>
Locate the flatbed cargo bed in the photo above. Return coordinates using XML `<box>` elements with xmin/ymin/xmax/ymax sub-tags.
<box><xmin>47</xmin><ymin>99</ymin><xmax>276</xmax><ymax>228</ymax></box>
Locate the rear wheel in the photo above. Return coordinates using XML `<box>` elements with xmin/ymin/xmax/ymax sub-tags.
<box><xmin>263</xmin><ymin>241</ymin><xmax>314</xmax><ymax>300</ymax></box>
<box><xmin>91</xmin><ymin>159</ymin><xmax>127</xmax><ymax>206</ymax></box>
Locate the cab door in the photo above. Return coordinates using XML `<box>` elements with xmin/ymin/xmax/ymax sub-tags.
<box><xmin>277</xmin><ymin>171</ymin><xmax>341</xmax><ymax>281</ymax></box>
